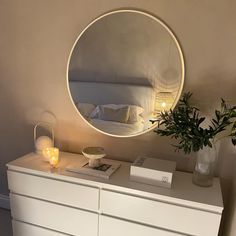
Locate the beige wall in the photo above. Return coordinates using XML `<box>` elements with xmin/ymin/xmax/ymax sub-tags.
<box><xmin>1</xmin><ymin>0</ymin><xmax>236</xmax><ymax>235</ymax></box>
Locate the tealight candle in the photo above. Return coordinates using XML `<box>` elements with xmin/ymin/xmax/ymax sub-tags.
<box><xmin>49</xmin><ymin>155</ymin><xmax>59</xmax><ymax>167</ymax></box>
<box><xmin>42</xmin><ymin>147</ymin><xmax>59</xmax><ymax>167</ymax></box>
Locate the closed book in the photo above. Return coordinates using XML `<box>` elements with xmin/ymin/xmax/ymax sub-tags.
<box><xmin>130</xmin><ymin>157</ymin><xmax>176</xmax><ymax>188</ymax></box>
<box><xmin>66</xmin><ymin>161</ymin><xmax>120</xmax><ymax>179</ymax></box>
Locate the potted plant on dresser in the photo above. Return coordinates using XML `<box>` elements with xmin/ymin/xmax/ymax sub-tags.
<box><xmin>154</xmin><ymin>92</ymin><xmax>236</xmax><ymax>187</ymax></box>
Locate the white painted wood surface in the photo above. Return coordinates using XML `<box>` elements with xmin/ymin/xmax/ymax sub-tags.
<box><xmin>7</xmin><ymin>152</ymin><xmax>223</xmax><ymax>213</ymax></box>
<box><xmin>99</xmin><ymin>215</ymin><xmax>183</xmax><ymax>236</ymax></box>
<box><xmin>7</xmin><ymin>152</ymin><xmax>224</xmax><ymax>236</ymax></box>
<box><xmin>101</xmin><ymin>189</ymin><xmax>221</xmax><ymax>236</ymax></box>
<box><xmin>12</xmin><ymin>220</ymin><xmax>68</xmax><ymax>236</ymax></box>
<box><xmin>10</xmin><ymin>194</ymin><xmax>98</xmax><ymax>236</ymax></box>
<box><xmin>8</xmin><ymin>170</ymin><xmax>99</xmax><ymax>211</ymax></box>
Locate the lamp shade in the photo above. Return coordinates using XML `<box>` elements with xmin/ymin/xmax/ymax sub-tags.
<box><xmin>155</xmin><ymin>92</ymin><xmax>174</xmax><ymax>112</ymax></box>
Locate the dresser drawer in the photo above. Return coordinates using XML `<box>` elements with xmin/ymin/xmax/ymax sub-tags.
<box><xmin>100</xmin><ymin>190</ymin><xmax>221</xmax><ymax>236</ymax></box>
<box><xmin>11</xmin><ymin>194</ymin><xmax>98</xmax><ymax>236</ymax></box>
<box><xmin>8</xmin><ymin>170</ymin><xmax>99</xmax><ymax>211</ymax></box>
<box><xmin>12</xmin><ymin>220</ymin><xmax>68</xmax><ymax>236</ymax></box>
<box><xmin>99</xmin><ymin>215</ymin><xmax>183</xmax><ymax>236</ymax></box>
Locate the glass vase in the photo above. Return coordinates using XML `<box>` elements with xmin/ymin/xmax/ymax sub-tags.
<box><xmin>192</xmin><ymin>144</ymin><xmax>218</xmax><ymax>187</ymax></box>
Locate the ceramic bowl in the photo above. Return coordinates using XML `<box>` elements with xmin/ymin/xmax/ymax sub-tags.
<box><xmin>82</xmin><ymin>147</ymin><xmax>106</xmax><ymax>167</ymax></box>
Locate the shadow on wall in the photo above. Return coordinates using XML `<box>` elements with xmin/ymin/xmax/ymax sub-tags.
<box><xmin>222</xmin><ymin>162</ymin><xmax>236</xmax><ymax>236</ymax></box>
<box><xmin>55</xmin><ymin>119</ymin><xmax>195</xmax><ymax>172</ymax></box>
<box><xmin>0</xmin><ymin>84</ymin><xmax>33</xmax><ymax>195</ymax></box>
<box><xmin>217</xmin><ymin>140</ymin><xmax>236</xmax><ymax>236</ymax></box>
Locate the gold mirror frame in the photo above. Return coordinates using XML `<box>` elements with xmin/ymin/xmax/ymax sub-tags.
<box><xmin>66</xmin><ymin>10</ymin><xmax>185</xmax><ymax>138</ymax></box>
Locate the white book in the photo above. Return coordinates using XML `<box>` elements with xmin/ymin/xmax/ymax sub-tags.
<box><xmin>66</xmin><ymin>161</ymin><xmax>120</xmax><ymax>179</ymax></box>
<box><xmin>130</xmin><ymin>157</ymin><xmax>176</xmax><ymax>188</ymax></box>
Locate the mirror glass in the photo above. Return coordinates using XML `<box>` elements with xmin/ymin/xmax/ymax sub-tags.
<box><xmin>67</xmin><ymin>10</ymin><xmax>184</xmax><ymax>137</ymax></box>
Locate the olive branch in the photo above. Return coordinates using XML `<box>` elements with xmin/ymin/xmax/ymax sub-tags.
<box><xmin>154</xmin><ymin>92</ymin><xmax>236</xmax><ymax>154</ymax></box>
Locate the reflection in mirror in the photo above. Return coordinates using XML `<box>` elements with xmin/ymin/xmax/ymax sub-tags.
<box><xmin>67</xmin><ymin>10</ymin><xmax>184</xmax><ymax>137</ymax></box>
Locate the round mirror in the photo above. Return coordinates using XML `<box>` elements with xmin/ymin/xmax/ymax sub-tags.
<box><xmin>67</xmin><ymin>10</ymin><xmax>184</xmax><ymax>137</ymax></box>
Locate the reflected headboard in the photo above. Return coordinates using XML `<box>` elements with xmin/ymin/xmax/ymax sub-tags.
<box><xmin>69</xmin><ymin>81</ymin><xmax>155</xmax><ymax>117</ymax></box>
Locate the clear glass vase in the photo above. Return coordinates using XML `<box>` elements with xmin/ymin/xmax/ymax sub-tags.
<box><xmin>192</xmin><ymin>144</ymin><xmax>218</xmax><ymax>187</ymax></box>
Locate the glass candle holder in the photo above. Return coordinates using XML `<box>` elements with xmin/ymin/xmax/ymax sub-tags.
<box><xmin>42</xmin><ymin>147</ymin><xmax>59</xmax><ymax>167</ymax></box>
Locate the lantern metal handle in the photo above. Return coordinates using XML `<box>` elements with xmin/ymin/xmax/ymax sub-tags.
<box><xmin>34</xmin><ymin>122</ymin><xmax>54</xmax><ymax>146</ymax></box>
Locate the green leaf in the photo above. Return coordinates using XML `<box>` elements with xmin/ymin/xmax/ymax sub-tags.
<box><xmin>198</xmin><ymin>117</ymin><xmax>205</xmax><ymax>126</ymax></box>
<box><xmin>215</xmin><ymin>110</ymin><xmax>221</xmax><ymax>121</ymax></box>
<box><xmin>232</xmin><ymin>138</ymin><xmax>236</xmax><ymax>146</ymax></box>
<box><xmin>207</xmin><ymin>140</ymin><xmax>213</xmax><ymax>148</ymax></box>
<box><xmin>154</xmin><ymin>92</ymin><xmax>236</xmax><ymax>154</ymax></box>
<box><xmin>233</xmin><ymin>122</ymin><xmax>236</xmax><ymax>129</ymax></box>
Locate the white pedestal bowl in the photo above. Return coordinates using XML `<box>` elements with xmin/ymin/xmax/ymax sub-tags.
<box><xmin>82</xmin><ymin>147</ymin><xmax>106</xmax><ymax>168</ymax></box>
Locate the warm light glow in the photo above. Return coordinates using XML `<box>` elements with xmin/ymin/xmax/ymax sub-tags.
<box><xmin>155</xmin><ymin>92</ymin><xmax>174</xmax><ymax>112</ymax></box>
<box><xmin>161</xmin><ymin>102</ymin><xmax>167</xmax><ymax>108</ymax></box>
<box><xmin>42</xmin><ymin>147</ymin><xmax>59</xmax><ymax>167</ymax></box>
<box><xmin>49</xmin><ymin>155</ymin><xmax>59</xmax><ymax>167</ymax></box>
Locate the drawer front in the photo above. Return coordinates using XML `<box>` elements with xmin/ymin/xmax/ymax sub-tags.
<box><xmin>100</xmin><ymin>190</ymin><xmax>221</xmax><ymax>236</ymax></box>
<box><xmin>11</xmin><ymin>194</ymin><xmax>98</xmax><ymax>236</ymax></box>
<box><xmin>8</xmin><ymin>170</ymin><xmax>99</xmax><ymax>211</ymax></box>
<box><xmin>99</xmin><ymin>215</ymin><xmax>183</xmax><ymax>236</ymax></box>
<box><xmin>12</xmin><ymin>220</ymin><xmax>68</xmax><ymax>236</ymax></box>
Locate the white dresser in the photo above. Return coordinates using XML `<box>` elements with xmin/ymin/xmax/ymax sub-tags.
<box><xmin>7</xmin><ymin>152</ymin><xmax>223</xmax><ymax>236</ymax></box>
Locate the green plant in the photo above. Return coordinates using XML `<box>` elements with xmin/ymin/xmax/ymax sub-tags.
<box><xmin>154</xmin><ymin>92</ymin><xmax>236</xmax><ymax>154</ymax></box>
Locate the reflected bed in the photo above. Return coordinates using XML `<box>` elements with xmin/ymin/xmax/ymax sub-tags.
<box><xmin>69</xmin><ymin>81</ymin><xmax>155</xmax><ymax>135</ymax></box>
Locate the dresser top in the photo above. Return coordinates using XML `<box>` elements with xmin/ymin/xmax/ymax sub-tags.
<box><xmin>7</xmin><ymin>152</ymin><xmax>223</xmax><ymax>213</ymax></box>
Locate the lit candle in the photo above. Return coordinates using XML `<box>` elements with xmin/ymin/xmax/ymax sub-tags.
<box><xmin>42</xmin><ymin>147</ymin><xmax>59</xmax><ymax>167</ymax></box>
<box><xmin>49</xmin><ymin>155</ymin><xmax>58</xmax><ymax>167</ymax></box>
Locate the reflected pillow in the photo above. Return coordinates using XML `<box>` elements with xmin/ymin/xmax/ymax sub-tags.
<box><xmin>128</xmin><ymin>105</ymin><xmax>144</xmax><ymax>123</ymax></box>
<box><xmin>77</xmin><ymin>103</ymin><xmax>96</xmax><ymax>118</ymax></box>
<box><xmin>98</xmin><ymin>105</ymin><xmax>130</xmax><ymax>123</ymax></box>
<box><xmin>90</xmin><ymin>104</ymin><xmax>144</xmax><ymax>123</ymax></box>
